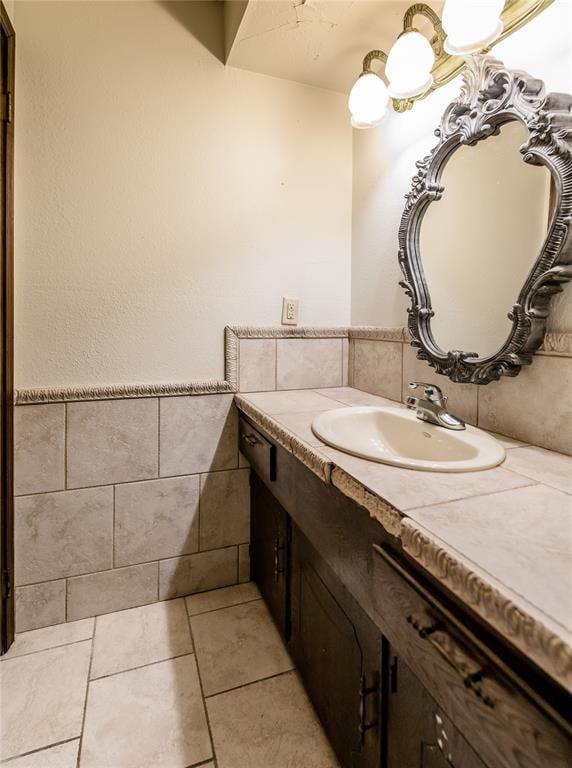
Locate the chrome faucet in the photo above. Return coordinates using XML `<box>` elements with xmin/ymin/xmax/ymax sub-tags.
<box><xmin>406</xmin><ymin>381</ymin><xmax>465</xmax><ymax>431</ymax></box>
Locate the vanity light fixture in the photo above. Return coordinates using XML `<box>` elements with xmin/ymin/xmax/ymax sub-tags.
<box><xmin>349</xmin><ymin>0</ymin><xmax>554</xmax><ymax>126</ymax></box>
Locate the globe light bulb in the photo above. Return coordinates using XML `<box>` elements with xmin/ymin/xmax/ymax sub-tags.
<box><xmin>386</xmin><ymin>31</ymin><xmax>435</xmax><ymax>99</ymax></box>
<box><xmin>443</xmin><ymin>0</ymin><xmax>504</xmax><ymax>55</ymax></box>
<box><xmin>348</xmin><ymin>72</ymin><xmax>389</xmax><ymax>129</ymax></box>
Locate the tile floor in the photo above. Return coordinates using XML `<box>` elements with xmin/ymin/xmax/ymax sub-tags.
<box><xmin>0</xmin><ymin>583</ymin><xmax>339</xmax><ymax>768</ymax></box>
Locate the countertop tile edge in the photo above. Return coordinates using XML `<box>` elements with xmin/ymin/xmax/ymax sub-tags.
<box><xmin>400</xmin><ymin>518</ymin><xmax>572</xmax><ymax>694</ymax></box>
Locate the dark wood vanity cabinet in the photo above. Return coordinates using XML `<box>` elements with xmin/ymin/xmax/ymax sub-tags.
<box><xmin>241</xmin><ymin>415</ymin><xmax>572</xmax><ymax>768</ymax></box>
<box><xmin>289</xmin><ymin>524</ymin><xmax>382</xmax><ymax>768</ymax></box>
<box><xmin>250</xmin><ymin>472</ymin><xmax>290</xmax><ymax>638</ymax></box>
<box><xmin>386</xmin><ymin>649</ymin><xmax>488</xmax><ymax>768</ymax></box>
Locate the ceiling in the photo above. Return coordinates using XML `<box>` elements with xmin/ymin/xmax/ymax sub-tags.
<box><xmin>223</xmin><ymin>0</ymin><xmax>444</xmax><ymax>94</ymax></box>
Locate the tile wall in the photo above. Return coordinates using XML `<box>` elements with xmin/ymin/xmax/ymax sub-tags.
<box><xmin>348</xmin><ymin>331</ymin><xmax>572</xmax><ymax>456</ymax></box>
<box><xmin>14</xmin><ymin>332</ymin><xmax>350</xmax><ymax>632</ymax></box>
<box><xmin>14</xmin><ymin>395</ymin><xmax>250</xmax><ymax>631</ymax></box>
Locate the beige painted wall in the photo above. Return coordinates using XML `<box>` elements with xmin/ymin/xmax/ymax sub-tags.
<box><xmin>15</xmin><ymin>1</ymin><xmax>352</xmax><ymax>388</ymax></box>
<box><xmin>351</xmin><ymin>0</ymin><xmax>572</xmax><ymax>333</ymax></box>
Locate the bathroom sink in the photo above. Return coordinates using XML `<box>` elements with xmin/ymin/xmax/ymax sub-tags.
<box><xmin>312</xmin><ymin>406</ymin><xmax>505</xmax><ymax>472</ymax></box>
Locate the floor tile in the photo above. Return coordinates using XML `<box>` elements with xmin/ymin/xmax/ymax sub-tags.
<box><xmin>0</xmin><ymin>642</ymin><xmax>91</xmax><ymax>761</ymax></box>
<box><xmin>1</xmin><ymin>740</ymin><xmax>79</xmax><ymax>768</ymax></box>
<box><xmin>191</xmin><ymin>599</ymin><xmax>293</xmax><ymax>696</ymax></box>
<box><xmin>90</xmin><ymin>599</ymin><xmax>192</xmax><ymax>679</ymax></box>
<box><xmin>207</xmin><ymin>671</ymin><xmax>339</xmax><ymax>768</ymax></box>
<box><xmin>80</xmin><ymin>655</ymin><xmax>212</xmax><ymax>768</ymax></box>
<box><xmin>185</xmin><ymin>582</ymin><xmax>261</xmax><ymax>616</ymax></box>
<box><xmin>2</xmin><ymin>618</ymin><xmax>94</xmax><ymax>660</ymax></box>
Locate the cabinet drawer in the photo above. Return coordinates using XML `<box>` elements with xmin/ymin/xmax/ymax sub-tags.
<box><xmin>372</xmin><ymin>543</ymin><xmax>572</xmax><ymax>768</ymax></box>
<box><xmin>239</xmin><ymin>417</ymin><xmax>276</xmax><ymax>482</ymax></box>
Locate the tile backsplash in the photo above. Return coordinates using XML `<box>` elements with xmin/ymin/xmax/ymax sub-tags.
<box><xmin>349</xmin><ymin>330</ymin><xmax>572</xmax><ymax>456</ymax></box>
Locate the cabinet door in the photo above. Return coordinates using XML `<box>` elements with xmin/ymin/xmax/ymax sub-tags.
<box><xmin>290</xmin><ymin>524</ymin><xmax>381</xmax><ymax>768</ymax></box>
<box><xmin>386</xmin><ymin>648</ymin><xmax>490</xmax><ymax>768</ymax></box>
<box><xmin>250</xmin><ymin>472</ymin><xmax>289</xmax><ymax>638</ymax></box>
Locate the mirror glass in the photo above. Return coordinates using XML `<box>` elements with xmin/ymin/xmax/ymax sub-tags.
<box><xmin>419</xmin><ymin>120</ymin><xmax>553</xmax><ymax>358</ymax></box>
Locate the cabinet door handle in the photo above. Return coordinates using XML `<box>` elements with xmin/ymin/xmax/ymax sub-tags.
<box><xmin>274</xmin><ymin>539</ymin><xmax>286</xmax><ymax>579</ymax></box>
<box><xmin>241</xmin><ymin>432</ymin><xmax>261</xmax><ymax>447</ymax></box>
<box><xmin>358</xmin><ymin>675</ymin><xmax>378</xmax><ymax>742</ymax></box>
<box><xmin>406</xmin><ymin>613</ymin><xmax>496</xmax><ymax>709</ymax></box>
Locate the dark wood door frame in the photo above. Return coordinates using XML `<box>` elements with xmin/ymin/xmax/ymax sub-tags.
<box><xmin>0</xmin><ymin>0</ymin><xmax>14</xmax><ymax>655</ymax></box>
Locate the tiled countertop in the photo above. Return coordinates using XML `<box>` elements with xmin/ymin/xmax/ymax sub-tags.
<box><xmin>234</xmin><ymin>387</ymin><xmax>572</xmax><ymax>693</ymax></box>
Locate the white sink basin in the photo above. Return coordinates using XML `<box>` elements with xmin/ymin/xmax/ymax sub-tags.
<box><xmin>312</xmin><ymin>406</ymin><xmax>505</xmax><ymax>472</ymax></box>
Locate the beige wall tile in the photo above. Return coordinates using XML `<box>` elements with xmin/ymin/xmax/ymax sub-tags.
<box><xmin>160</xmin><ymin>394</ymin><xmax>238</xmax><ymax>477</ymax></box>
<box><xmin>191</xmin><ymin>600</ymin><xmax>293</xmax><ymax>696</ymax></box>
<box><xmin>67</xmin><ymin>398</ymin><xmax>158</xmax><ymax>488</ymax></box>
<box><xmin>238</xmin><ymin>543</ymin><xmax>251</xmax><ymax>583</ymax></box>
<box><xmin>15</xmin><ymin>580</ymin><xmax>66</xmax><ymax>633</ymax></box>
<box><xmin>239</xmin><ymin>339</ymin><xmax>276</xmax><ymax>392</ymax></box>
<box><xmin>90</xmin><ymin>599</ymin><xmax>192</xmax><ymax>679</ymax></box>
<box><xmin>199</xmin><ymin>469</ymin><xmax>250</xmax><ymax>550</ymax></box>
<box><xmin>114</xmin><ymin>476</ymin><xmax>199</xmax><ymax>568</ymax></box>
<box><xmin>15</xmin><ymin>487</ymin><xmax>113</xmax><ymax>585</ymax></box>
<box><xmin>159</xmin><ymin>547</ymin><xmax>238</xmax><ymax>600</ymax></box>
<box><xmin>14</xmin><ymin>404</ymin><xmax>65</xmax><ymax>496</ymax></box>
<box><xmin>67</xmin><ymin>562</ymin><xmax>158</xmax><ymax>621</ymax></box>
<box><xmin>276</xmin><ymin>339</ymin><xmax>343</xmax><ymax>390</ymax></box>
<box><xmin>80</xmin><ymin>656</ymin><xmax>212</xmax><ymax>768</ymax></box>
<box><xmin>352</xmin><ymin>339</ymin><xmax>402</xmax><ymax>401</ymax></box>
<box><xmin>478</xmin><ymin>355</ymin><xmax>572</xmax><ymax>454</ymax></box>
<box><xmin>0</xmin><ymin>642</ymin><xmax>91</xmax><ymax>760</ymax></box>
<box><xmin>3</xmin><ymin>618</ymin><xmax>94</xmax><ymax>660</ymax></box>
<box><xmin>207</xmin><ymin>671</ymin><xmax>339</xmax><ymax>768</ymax></box>
<box><xmin>402</xmin><ymin>344</ymin><xmax>478</xmax><ymax>425</ymax></box>
<box><xmin>342</xmin><ymin>337</ymin><xmax>349</xmax><ymax>387</ymax></box>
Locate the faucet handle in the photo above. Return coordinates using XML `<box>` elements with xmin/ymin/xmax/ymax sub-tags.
<box><xmin>408</xmin><ymin>381</ymin><xmax>447</xmax><ymax>406</ymax></box>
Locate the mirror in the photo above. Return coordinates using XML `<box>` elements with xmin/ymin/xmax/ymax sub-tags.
<box><xmin>419</xmin><ymin>120</ymin><xmax>552</xmax><ymax>358</ymax></box>
<box><xmin>399</xmin><ymin>56</ymin><xmax>572</xmax><ymax>384</ymax></box>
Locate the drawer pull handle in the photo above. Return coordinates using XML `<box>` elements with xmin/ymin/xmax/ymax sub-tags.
<box><xmin>242</xmin><ymin>432</ymin><xmax>261</xmax><ymax>447</ymax></box>
<box><xmin>406</xmin><ymin>613</ymin><xmax>496</xmax><ymax>710</ymax></box>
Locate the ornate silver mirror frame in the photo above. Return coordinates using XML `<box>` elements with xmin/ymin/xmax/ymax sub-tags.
<box><xmin>398</xmin><ymin>55</ymin><xmax>572</xmax><ymax>384</ymax></box>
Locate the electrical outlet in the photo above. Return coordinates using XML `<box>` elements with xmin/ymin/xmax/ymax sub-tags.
<box><xmin>281</xmin><ymin>297</ymin><xmax>299</xmax><ymax>326</ymax></box>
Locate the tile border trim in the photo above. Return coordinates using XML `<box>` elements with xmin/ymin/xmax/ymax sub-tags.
<box><xmin>13</xmin><ymin>327</ymin><xmax>570</xmax><ymax>404</ymax></box>
<box><xmin>400</xmin><ymin>518</ymin><xmax>572</xmax><ymax>694</ymax></box>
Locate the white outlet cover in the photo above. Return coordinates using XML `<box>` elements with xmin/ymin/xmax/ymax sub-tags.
<box><xmin>281</xmin><ymin>297</ymin><xmax>299</xmax><ymax>325</ymax></box>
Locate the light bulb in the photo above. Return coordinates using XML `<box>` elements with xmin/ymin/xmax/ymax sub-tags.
<box><xmin>443</xmin><ymin>0</ymin><xmax>504</xmax><ymax>55</ymax></box>
<box><xmin>386</xmin><ymin>31</ymin><xmax>434</xmax><ymax>99</ymax></box>
<box><xmin>348</xmin><ymin>72</ymin><xmax>389</xmax><ymax>129</ymax></box>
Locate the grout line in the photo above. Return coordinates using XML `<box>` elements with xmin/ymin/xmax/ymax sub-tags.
<box><xmin>274</xmin><ymin>339</ymin><xmax>277</xmax><ymax>390</ymax></box>
<box><xmin>89</xmin><ymin>650</ymin><xmax>196</xmax><ymax>683</ymax></box>
<box><xmin>75</xmin><ymin>621</ymin><xmax>96</xmax><ymax>768</ymax></box>
<box><xmin>204</xmin><ymin>667</ymin><xmax>296</xmax><ymax>700</ymax></box>
<box><xmin>403</xmin><ymin>480</ymin><xmax>542</xmax><ymax>513</ymax></box>
<box><xmin>64</xmin><ymin>403</ymin><xmax>68</xmax><ymax>491</ymax></box>
<box><xmin>16</xmin><ymin>545</ymin><xmax>240</xmax><ymax>591</ymax></box>
<box><xmin>1</xmin><ymin>737</ymin><xmax>81</xmax><ymax>764</ymax></box>
<box><xmin>185</xmin><ymin>608</ymin><xmax>219</xmax><ymax>768</ymax></box>
<box><xmin>0</xmin><ymin>636</ymin><xmax>95</xmax><ymax>663</ymax></box>
<box><xmin>185</xmin><ymin>595</ymin><xmax>262</xmax><ymax>620</ymax></box>
<box><xmin>14</xmin><ymin>465</ymin><xmax>242</xmax><ymax>498</ymax></box>
<box><xmin>157</xmin><ymin>397</ymin><xmax>161</xmax><ymax>478</ymax></box>
<box><xmin>112</xmin><ymin>485</ymin><xmax>116</xmax><ymax>569</ymax></box>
